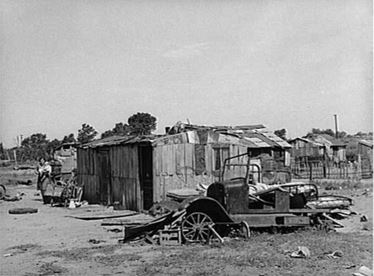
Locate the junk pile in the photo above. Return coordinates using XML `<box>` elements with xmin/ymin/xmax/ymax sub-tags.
<box><xmin>114</xmin><ymin>181</ymin><xmax>358</xmax><ymax>245</ymax></box>
<box><xmin>0</xmin><ymin>185</ymin><xmax>24</xmax><ymax>202</ymax></box>
<box><xmin>13</xmin><ymin>165</ymin><xmax>36</xmax><ymax>170</ymax></box>
<box><xmin>6</xmin><ymin>179</ymin><xmax>33</xmax><ymax>186</ymax></box>
<box><xmin>37</xmin><ymin>164</ymin><xmax>83</xmax><ymax>208</ymax></box>
<box><xmin>165</xmin><ymin>188</ymin><xmax>203</xmax><ymax>202</ymax></box>
<box><xmin>42</xmin><ymin>178</ymin><xmax>83</xmax><ymax>207</ymax></box>
<box><xmin>353</xmin><ymin>266</ymin><xmax>373</xmax><ymax>276</ymax></box>
<box><xmin>100</xmin><ymin>202</ymin><xmax>188</xmax><ymax>245</ymax></box>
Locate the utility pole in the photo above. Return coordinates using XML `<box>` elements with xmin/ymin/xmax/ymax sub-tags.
<box><xmin>333</xmin><ymin>114</ymin><xmax>338</xmax><ymax>138</ymax></box>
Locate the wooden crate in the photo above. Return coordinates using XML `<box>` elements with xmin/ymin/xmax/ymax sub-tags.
<box><xmin>158</xmin><ymin>229</ymin><xmax>181</xmax><ymax>245</ymax></box>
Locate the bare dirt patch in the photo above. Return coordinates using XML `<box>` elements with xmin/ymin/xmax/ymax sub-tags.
<box><xmin>0</xmin><ymin>168</ymin><xmax>372</xmax><ymax>275</ymax></box>
<box><xmin>24</xmin><ymin>262</ymin><xmax>68</xmax><ymax>276</ymax></box>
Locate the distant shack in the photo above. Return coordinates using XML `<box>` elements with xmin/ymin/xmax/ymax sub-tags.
<box><xmin>287</xmin><ymin>134</ymin><xmax>374</xmax><ymax>179</ymax></box>
<box><xmin>54</xmin><ymin>142</ymin><xmax>78</xmax><ymax>174</ymax></box>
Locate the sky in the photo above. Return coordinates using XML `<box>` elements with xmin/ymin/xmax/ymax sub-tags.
<box><xmin>0</xmin><ymin>0</ymin><xmax>372</xmax><ymax>147</ymax></box>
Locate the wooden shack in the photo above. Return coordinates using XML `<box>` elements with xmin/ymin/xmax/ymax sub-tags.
<box><xmin>77</xmin><ymin>125</ymin><xmax>292</xmax><ymax>211</ymax></box>
<box><xmin>77</xmin><ymin>136</ymin><xmax>155</xmax><ymax>211</ymax></box>
<box><xmin>54</xmin><ymin>142</ymin><xmax>78</xmax><ymax>174</ymax></box>
<box><xmin>311</xmin><ymin>134</ymin><xmax>347</xmax><ymax>163</ymax></box>
<box><xmin>241</xmin><ymin>129</ymin><xmax>291</xmax><ymax>167</ymax></box>
<box><xmin>289</xmin><ymin>137</ymin><xmax>325</xmax><ymax>161</ymax></box>
<box><xmin>358</xmin><ymin>140</ymin><xmax>373</xmax><ymax>177</ymax></box>
<box><xmin>151</xmin><ymin>129</ymin><xmax>288</xmax><ymax>202</ymax></box>
<box><xmin>152</xmin><ymin>130</ymin><xmax>261</xmax><ymax>201</ymax></box>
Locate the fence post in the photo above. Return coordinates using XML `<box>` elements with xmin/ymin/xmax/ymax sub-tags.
<box><xmin>357</xmin><ymin>155</ymin><xmax>362</xmax><ymax>180</ymax></box>
<box><xmin>13</xmin><ymin>149</ymin><xmax>17</xmax><ymax>166</ymax></box>
<box><xmin>309</xmin><ymin>162</ymin><xmax>313</xmax><ymax>181</ymax></box>
<box><xmin>323</xmin><ymin>156</ymin><xmax>327</xmax><ymax>178</ymax></box>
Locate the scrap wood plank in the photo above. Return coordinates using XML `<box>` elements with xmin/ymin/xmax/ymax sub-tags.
<box><xmin>68</xmin><ymin>204</ymin><xmax>106</xmax><ymax>212</ymax></box>
<box><xmin>68</xmin><ymin>210</ymin><xmax>138</xmax><ymax>220</ymax></box>
<box><xmin>322</xmin><ymin>213</ymin><xmax>344</xmax><ymax>228</ymax></box>
<box><xmin>101</xmin><ymin>214</ymin><xmax>155</xmax><ymax>226</ymax></box>
<box><xmin>124</xmin><ymin>210</ymin><xmax>185</xmax><ymax>242</ymax></box>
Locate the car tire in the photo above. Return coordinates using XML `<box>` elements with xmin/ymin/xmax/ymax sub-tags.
<box><xmin>8</xmin><ymin>208</ymin><xmax>38</xmax><ymax>215</ymax></box>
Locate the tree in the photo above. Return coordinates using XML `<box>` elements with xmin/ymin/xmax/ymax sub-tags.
<box><xmin>20</xmin><ymin>133</ymin><xmax>50</xmax><ymax>161</ymax></box>
<box><xmin>47</xmin><ymin>139</ymin><xmax>62</xmax><ymax>156</ymax></box>
<box><xmin>101</xmin><ymin>122</ymin><xmax>131</xmax><ymax>138</ymax></box>
<box><xmin>336</xmin><ymin>131</ymin><xmax>347</xmax><ymax>139</ymax></box>
<box><xmin>77</xmin><ymin>124</ymin><xmax>98</xmax><ymax>144</ymax></box>
<box><xmin>306</xmin><ymin>128</ymin><xmax>335</xmax><ymax>137</ymax></box>
<box><xmin>62</xmin><ymin>133</ymin><xmax>76</xmax><ymax>144</ymax></box>
<box><xmin>101</xmin><ymin>129</ymin><xmax>115</xmax><ymax>139</ymax></box>
<box><xmin>113</xmin><ymin>122</ymin><xmax>131</xmax><ymax>135</ymax></box>
<box><xmin>128</xmin><ymin>112</ymin><xmax>157</xmax><ymax>135</ymax></box>
<box><xmin>274</xmin><ymin>129</ymin><xmax>287</xmax><ymax>140</ymax></box>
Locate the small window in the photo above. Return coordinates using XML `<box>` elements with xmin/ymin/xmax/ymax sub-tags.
<box><xmin>213</xmin><ymin>147</ymin><xmax>230</xmax><ymax>171</ymax></box>
<box><xmin>214</xmin><ymin>148</ymin><xmax>221</xmax><ymax>170</ymax></box>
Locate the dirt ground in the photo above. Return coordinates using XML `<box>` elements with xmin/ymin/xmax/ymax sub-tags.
<box><xmin>0</xmin><ymin>168</ymin><xmax>372</xmax><ymax>276</ymax></box>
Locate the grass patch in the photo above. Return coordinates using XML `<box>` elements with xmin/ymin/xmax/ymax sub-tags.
<box><xmin>135</xmin><ymin>229</ymin><xmax>373</xmax><ymax>276</ymax></box>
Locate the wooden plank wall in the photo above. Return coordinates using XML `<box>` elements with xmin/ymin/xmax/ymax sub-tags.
<box><xmin>227</xmin><ymin>145</ymin><xmax>248</xmax><ymax>180</ymax></box>
<box><xmin>77</xmin><ymin>145</ymin><xmax>141</xmax><ymax>211</ymax></box>
<box><xmin>78</xmin><ymin>148</ymin><xmax>100</xmax><ymax>204</ymax></box>
<box><xmin>153</xmin><ymin>142</ymin><xmax>250</xmax><ymax>202</ymax></box>
<box><xmin>109</xmin><ymin>145</ymin><xmax>140</xmax><ymax>211</ymax></box>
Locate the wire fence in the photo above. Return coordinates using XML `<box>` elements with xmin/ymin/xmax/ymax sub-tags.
<box><xmin>291</xmin><ymin>159</ymin><xmax>372</xmax><ymax>180</ymax></box>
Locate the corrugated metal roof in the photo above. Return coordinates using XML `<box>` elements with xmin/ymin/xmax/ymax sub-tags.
<box><xmin>359</xmin><ymin>139</ymin><xmax>373</xmax><ymax>148</ymax></box>
<box><xmin>242</xmin><ymin>136</ymin><xmax>271</xmax><ymax>148</ymax></box>
<box><xmin>55</xmin><ymin>142</ymin><xmax>79</xmax><ymax>150</ymax></box>
<box><xmin>244</xmin><ymin>132</ymin><xmax>279</xmax><ymax>148</ymax></box>
<box><xmin>233</xmin><ymin>124</ymin><xmax>266</xmax><ymax>130</ymax></box>
<box><xmin>218</xmin><ymin>133</ymin><xmax>260</xmax><ymax>148</ymax></box>
<box><xmin>214</xmin><ymin>129</ymin><xmax>271</xmax><ymax>148</ymax></box>
<box><xmin>153</xmin><ymin>130</ymin><xmax>268</xmax><ymax>148</ymax></box>
<box><xmin>289</xmin><ymin>137</ymin><xmax>324</xmax><ymax>147</ymax></box>
<box><xmin>80</xmin><ymin>135</ymin><xmax>158</xmax><ymax>148</ymax></box>
<box><xmin>317</xmin><ymin>134</ymin><xmax>346</xmax><ymax>147</ymax></box>
<box><xmin>253</xmin><ymin>129</ymin><xmax>292</xmax><ymax>148</ymax></box>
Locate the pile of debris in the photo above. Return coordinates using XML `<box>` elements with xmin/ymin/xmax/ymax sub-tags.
<box><xmin>0</xmin><ymin>185</ymin><xmax>24</xmax><ymax>202</ymax></box>
<box><xmin>97</xmin><ymin>180</ymin><xmax>361</xmax><ymax>246</ymax></box>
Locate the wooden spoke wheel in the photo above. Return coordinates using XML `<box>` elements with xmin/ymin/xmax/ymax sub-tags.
<box><xmin>181</xmin><ymin>212</ymin><xmax>214</xmax><ymax>243</ymax></box>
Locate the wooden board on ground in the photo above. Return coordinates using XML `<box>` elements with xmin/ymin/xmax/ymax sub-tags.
<box><xmin>68</xmin><ymin>209</ymin><xmax>138</xmax><ymax>220</ymax></box>
<box><xmin>101</xmin><ymin>213</ymin><xmax>155</xmax><ymax>226</ymax></box>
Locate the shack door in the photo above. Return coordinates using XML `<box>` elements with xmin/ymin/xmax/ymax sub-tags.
<box><xmin>139</xmin><ymin>145</ymin><xmax>153</xmax><ymax>210</ymax></box>
<box><xmin>97</xmin><ymin>149</ymin><xmax>111</xmax><ymax>205</ymax></box>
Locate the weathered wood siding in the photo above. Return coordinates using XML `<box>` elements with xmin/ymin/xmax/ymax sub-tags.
<box><xmin>109</xmin><ymin>145</ymin><xmax>140</xmax><ymax>211</ymax></box>
<box><xmin>78</xmin><ymin>148</ymin><xmax>100</xmax><ymax>203</ymax></box>
<box><xmin>153</xmin><ymin>143</ymin><xmax>196</xmax><ymax>201</ymax></box>
<box><xmin>77</xmin><ymin>144</ymin><xmax>141</xmax><ymax>211</ymax></box>
<box><xmin>290</xmin><ymin>139</ymin><xmax>323</xmax><ymax>158</ymax></box>
<box><xmin>153</xmin><ymin>133</ymin><xmax>250</xmax><ymax>202</ymax></box>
